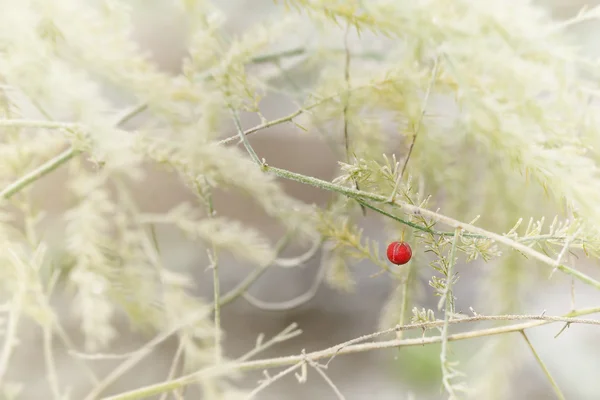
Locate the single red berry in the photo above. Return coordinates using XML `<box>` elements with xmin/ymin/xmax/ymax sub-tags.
<box><xmin>386</xmin><ymin>241</ymin><xmax>412</xmax><ymax>265</ymax></box>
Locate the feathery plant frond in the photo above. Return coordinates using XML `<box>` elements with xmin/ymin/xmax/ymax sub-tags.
<box><xmin>1</xmin><ymin>0</ymin><xmax>600</xmax><ymax>399</ymax></box>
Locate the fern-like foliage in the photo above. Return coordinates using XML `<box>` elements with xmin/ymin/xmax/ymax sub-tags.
<box><xmin>0</xmin><ymin>0</ymin><xmax>600</xmax><ymax>399</ymax></box>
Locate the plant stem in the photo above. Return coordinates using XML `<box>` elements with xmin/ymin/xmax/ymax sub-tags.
<box><xmin>264</xmin><ymin>165</ymin><xmax>600</xmax><ymax>290</ymax></box>
<box><xmin>390</xmin><ymin>56</ymin><xmax>439</xmax><ymax>201</ymax></box>
<box><xmin>0</xmin><ymin>99</ymin><xmax>146</xmax><ymax>200</ymax></box>
<box><xmin>244</xmin><ymin>362</ymin><xmax>305</xmax><ymax>400</ymax></box>
<box><xmin>218</xmin><ymin>108</ymin><xmax>305</xmax><ymax>145</ymax></box>
<box><xmin>249</xmin><ymin>47</ymin><xmax>307</xmax><ymax>64</ymax></box>
<box><xmin>0</xmin><ymin>282</ymin><xmax>25</xmax><ymax>386</ymax></box>
<box><xmin>520</xmin><ymin>331</ymin><xmax>566</xmax><ymax>400</ymax></box>
<box><xmin>228</xmin><ymin>107</ymin><xmax>263</xmax><ymax>167</ymax></box>
<box><xmin>43</xmin><ymin>325</ymin><xmax>62</xmax><ymax>400</ymax></box>
<box><xmin>440</xmin><ymin>228</ymin><xmax>461</xmax><ymax>398</ymax></box>
<box><xmin>102</xmin><ymin>307</ymin><xmax>600</xmax><ymax>400</ymax></box>
<box><xmin>0</xmin><ymin>120</ymin><xmax>81</xmax><ymax>129</ymax></box>
<box><xmin>211</xmin><ymin>251</ymin><xmax>222</xmax><ymax>364</ymax></box>
<box><xmin>0</xmin><ymin>147</ymin><xmax>78</xmax><ymax>200</ymax></box>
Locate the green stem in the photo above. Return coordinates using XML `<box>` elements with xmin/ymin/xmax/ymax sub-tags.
<box><xmin>390</xmin><ymin>56</ymin><xmax>439</xmax><ymax>201</ymax></box>
<box><xmin>263</xmin><ymin>165</ymin><xmax>600</xmax><ymax>290</ymax></box>
<box><xmin>218</xmin><ymin>108</ymin><xmax>305</xmax><ymax>146</ymax></box>
<box><xmin>520</xmin><ymin>331</ymin><xmax>566</xmax><ymax>400</ymax></box>
<box><xmin>210</xmin><ymin>251</ymin><xmax>222</xmax><ymax>364</ymax></box>
<box><xmin>250</xmin><ymin>47</ymin><xmax>307</xmax><ymax>63</ymax></box>
<box><xmin>228</xmin><ymin>107</ymin><xmax>263</xmax><ymax>167</ymax></box>
<box><xmin>440</xmin><ymin>227</ymin><xmax>461</xmax><ymax>397</ymax></box>
<box><xmin>0</xmin><ymin>147</ymin><xmax>78</xmax><ymax>200</ymax></box>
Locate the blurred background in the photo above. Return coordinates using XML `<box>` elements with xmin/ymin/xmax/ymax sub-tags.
<box><xmin>8</xmin><ymin>0</ymin><xmax>600</xmax><ymax>399</ymax></box>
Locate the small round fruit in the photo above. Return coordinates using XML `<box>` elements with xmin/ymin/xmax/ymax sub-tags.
<box><xmin>386</xmin><ymin>241</ymin><xmax>412</xmax><ymax>265</ymax></box>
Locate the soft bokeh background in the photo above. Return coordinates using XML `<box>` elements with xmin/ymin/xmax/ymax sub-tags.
<box><xmin>8</xmin><ymin>0</ymin><xmax>600</xmax><ymax>399</ymax></box>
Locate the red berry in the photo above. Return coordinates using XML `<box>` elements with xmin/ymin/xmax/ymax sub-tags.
<box><xmin>386</xmin><ymin>241</ymin><xmax>412</xmax><ymax>265</ymax></box>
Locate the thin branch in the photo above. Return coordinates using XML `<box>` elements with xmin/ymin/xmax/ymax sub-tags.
<box><xmin>440</xmin><ymin>227</ymin><xmax>461</xmax><ymax>398</ymax></box>
<box><xmin>237</xmin><ymin>323</ymin><xmax>303</xmax><ymax>363</ymax></box>
<box><xmin>244</xmin><ymin>362</ymin><xmax>305</xmax><ymax>400</ymax></box>
<box><xmin>340</xmin><ymin>23</ymin><xmax>365</xmax><ymax>215</ymax></box>
<box><xmin>102</xmin><ymin>307</ymin><xmax>600</xmax><ymax>400</ymax></box>
<box><xmin>218</xmin><ymin>75</ymin><xmax>427</xmax><ymax>146</ymax></box>
<box><xmin>83</xmin><ymin>310</ymin><xmax>210</xmax><ymax>400</ymax></box>
<box><xmin>263</xmin><ymin>164</ymin><xmax>600</xmax><ymax>290</ymax></box>
<box><xmin>0</xmin><ymin>120</ymin><xmax>81</xmax><ymax>129</ymax></box>
<box><xmin>85</xmin><ymin>234</ymin><xmax>303</xmax><ymax>399</ymax></box>
<box><xmin>43</xmin><ymin>325</ymin><xmax>62</xmax><ymax>400</ymax></box>
<box><xmin>210</xmin><ymin>250</ymin><xmax>222</xmax><ymax>364</ymax></box>
<box><xmin>390</xmin><ymin>56</ymin><xmax>440</xmax><ymax>202</ymax></box>
<box><xmin>395</xmin><ymin>269</ymin><xmax>412</xmax><ymax>340</ymax></box>
<box><xmin>114</xmin><ymin>103</ymin><xmax>148</xmax><ymax>127</ymax></box>
<box><xmin>358</xmin><ymin>199</ymin><xmax>591</xmax><ymax>249</ymax></box>
<box><xmin>308</xmin><ymin>360</ymin><xmax>346</xmax><ymax>400</ymax></box>
<box><xmin>248</xmin><ymin>45</ymin><xmax>385</xmax><ymax>64</ymax></box>
<box><xmin>520</xmin><ymin>331</ymin><xmax>566</xmax><ymax>400</ymax></box>
<box><xmin>250</xmin><ymin>47</ymin><xmax>307</xmax><ymax>64</ymax></box>
<box><xmin>0</xmin><ymin>98</ymin><xmax>147</xmax><ymax>201</ymax></box>
<box><xmin>218</xmin><ymin>108</ymin><xmax>305</xmax><ymax>146</ymax></box>
<box><xmin>158</xmin><ymin>341</ymin><xmax>186</xmax><ymax>400</ymax></box>
<box><xmin>0</xmin><ymin>146</ymin><xmax>78</xmax><ymax>200</ymax></box>
<box><xmin>228</xmin><ymin>107</ymin><xmax>264</xmax><ymax>167</ymax></box>
<box><xmin>0</xmin><ymin>280</ymin><xmax>25</xmax><ymax>386</ymax></box>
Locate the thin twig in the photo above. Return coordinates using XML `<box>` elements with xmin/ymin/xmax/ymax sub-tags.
<box><xmin>390</xmin><ymin>56</ymin><xmax>440</xmax><ymax>202</ymax></box>
<box><xmin>341</xmin><ymin>23</ymin><xmax>365</xmax><ymax>215</ymax></box>
<box><xmin>0</xmin><ymin>99</ymin><xmax>148</xmax><ymax>201</ymax></box>
<box><xmin>228</xmin><ymin>107</ymin><xmax>263</xmax><ymax>167</ymax></box>
<box><xmin>250</xmin><ymin>47</ymin><xmax>307</xmax><ymax>64</ymax></box>
<box><xmin>218</xmin><ymin>108</ymin><xmax>305</xmax><ymax>146</ymax></box>
<box><xmin>43</xmin><ymin>325</ymin><xmax>62</xmax><ymax>400</ymax></box>
<box><xmin>237</xmin><ymin>323</ymin><xmax>302</xmax><ymax>363</ymax></box>
<box><xmin>210</xmin><ymin>250</ymin><xmax>222</xmax><ymax>364</ymax></box>
<box><xmin>358</xmin><ymin>198</ymin><xmax>591</xmax><ymax>251</ymax></box>
<box><xmin>83</xmin><ymin>310</ymin><xmax>210</xmax><ymax>400</ymax></box>
<box><xmin>244</xmin><ymin>362</ymin><xmax>305</xmax><ymax>400</ymax></box>
<box><xmin>85</xmin><ymin>234</ymin><xmax>302</xmax><ymax>399</ymax></box>
<box><xmin>0</xmin><ymin>146</ymin><xmax>77</xmax><ymax>200</ymax></box>
<box><xmin>0</xmin><ymin>279</ymin><xmax>25</xmax><ymax>386</ymax></box>
<box><xmin>440</xmin><ymin>227</ymin><xmax>461</xmax><ymax>398</ymax></box>
<box><xmin>308</xmin><ymin>360</ymin><xmax>346</xmax><ymax>400</ymax></box>
<box><xmin>0</xmin><ymin>120</ymin><xmax>81</xmax><ymax>129</ymax></box>
<box><xmin>520</xmin><ymin>331</ymin><xmax>566</xmax><ymax>400</ymax></box>
<box><xmin>158</xmin><ymin>341</ymin><xmax>186</xmax><ymax>400</ymax></box>
<box><xmin>102</xmin><ymin>307</ymin><xmax>600</xmax><ymax>400</ymax></box>
<box><xmin>218</xmin><ymin>75</ymin><xmax>427</xmax><ymax>146</ymax></box>
<box><xmin>395</xmin><ymin>269</ymin><xmax>412</xmax><ymax>340</ymax></box>
<box><xmin>263</xmin><ymin>164</ymin><xmax>600</xmax><ymax>290</ymax></box>
<box><xmin>114</xmin><ymin>103</ymin><xmax>148</xmax><ymax>127</ymax></box>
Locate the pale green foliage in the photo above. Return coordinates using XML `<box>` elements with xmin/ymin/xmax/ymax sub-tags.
<box><xmin>317</xmin><ymin>208</ymin><xmax>393</xmax><ymax>274</ymax></box>
<box><xmin>141</xmin><ymin>137</ymin><xmax>318</xmax><ymax>242</ymax></box>
<box><xmin>0</xmin><ymin>0</ymin><xmax>599</xmax><ymax>399</ymax></box>
<box><xmin>322</xmin><ymin>242</ymin><xmax>356</xmax><ymax>292</ymax></box>
<box><xmin>65</xmin><ymin>170</ymin><xmax>118</xmax><ymax>351</ymax></box>
<box><xmin>411</xmin><ymin>307</ymin><xmax>436</xmax><ymax>325</ymax></box>
<box><xmin>142</xmin><ymin>203</ymin><xmax>276</xmax><ymax>266</ymax></box>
